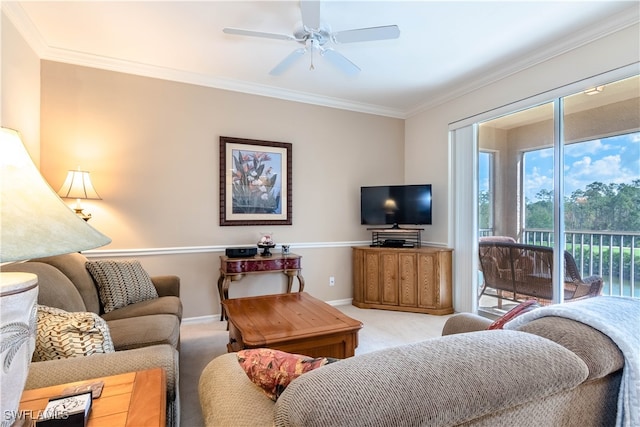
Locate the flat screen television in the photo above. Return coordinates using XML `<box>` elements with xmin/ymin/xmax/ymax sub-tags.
<box><xmin>360</xmin><ymin>184</ymin><xmax>432</xmax><ymax>228</ymax></box>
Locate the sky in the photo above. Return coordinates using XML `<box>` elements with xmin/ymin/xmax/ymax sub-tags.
<box><xmin>479</xmin><ymin>131</ymin><xmax>640</xmax><ymax>202</ymax></box>
<box><xmin>523</xmin><ymin>132</ymin><xmax>640</xmax><ymax>202</ymax></box>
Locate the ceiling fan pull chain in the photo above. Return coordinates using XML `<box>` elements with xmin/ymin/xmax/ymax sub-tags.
<box><xmin>309</xmin><ymin>39</ymin><xmax>315</xmax><ymax>70</ymax></box>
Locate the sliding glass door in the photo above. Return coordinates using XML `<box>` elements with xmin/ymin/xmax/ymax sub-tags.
<box><xmin>477</xmin><ymin>75</ymin><xmax>639</xmax><ymax>313</ymax></box>
<box><xmin>562</xmin><ymin>76</ymin><xmax>639</xmax><ymax>299</ymax></box>
<box><xmin>478</xmin><ymin>102</ymin><xmax>555</xmax><ymax>312</ymax></box>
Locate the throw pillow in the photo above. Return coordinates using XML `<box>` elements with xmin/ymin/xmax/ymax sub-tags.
<box><xmin>33</xmin><ymin>305</ymin><xmax>115</xmax><ymax>361</ymax></box>
<box><xmin>237</xmin><ymin>348</ymin><xmax>337</xmax><ymax>401</ymax></box>
<box><xmin>86</xmin><ymin>259</ymin><xmax>158</xmax><ymax>313</ymax></box>
<box><xmin>488</xmin><ymin>299</ymin><xmax>540</xmax><ymax>330</ymax></box>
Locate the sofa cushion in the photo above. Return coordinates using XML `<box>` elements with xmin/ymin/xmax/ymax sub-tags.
<box><xmin>515</xmin><ymin>316</ymin><xmax>624</xmax><ymax>381</ymax></box>
<box><xmin>32</xmin><ymin>253</ymin><xmax>102</xmax><ymax>314</ymax></box>
<box><xmin>488</xmin><ymin>299</ymin><xmax>540</xmax><ymax>330</ymax></box>
<box><xmin>2</xmin><ymin>262</ymin><xmax>87</xmax><ymax>313</ymax></box>
<box><xmin>237</xmin><ymin>348</ymin><xmax>334</xmax><ymax>401</ymax></box>
<box><xmin>86</xmin><ymin>259</ymin><xmax>158</xmax><ymax>313</ymax></box>
<box><xmin>33</xmin><ymin>305</ymin><xmax>114</xmax><ymax>362</ymax></box>
<box><xmin>106</xmin><ymin>314</ymin><xmax>180</xmax><ymax>351</ymax></box>
<box><xmin>100</xmin><ymin>296</ymin><xmax>182</xmax><ymax>322</ymax></box>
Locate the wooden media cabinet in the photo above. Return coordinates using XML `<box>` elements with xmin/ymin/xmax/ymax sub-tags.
<box><xmin>352</xmin><ymin>246</ymin><xmax>453</xmax><ymax>315</ymax></box>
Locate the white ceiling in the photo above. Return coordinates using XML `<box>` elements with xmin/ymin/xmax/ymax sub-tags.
<box><xmin>4</xmin><ymin>1</ymin><xmax>639</xmax><ymax>118</ymax></box>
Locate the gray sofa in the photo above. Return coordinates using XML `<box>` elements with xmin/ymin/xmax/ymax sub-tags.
<box><xmin>199</xmin><ymin>310</ymin><xmax>623</xmax><ymax>426</ymax></box>
<box><xmin>3</xmin><ymin>252</ymin><xmax>182</xmax><ymax>426</ymax></box>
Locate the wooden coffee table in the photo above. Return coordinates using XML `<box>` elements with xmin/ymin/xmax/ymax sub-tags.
<box><xmin>222</xmin><ymin>292</ymin><xmax>362</xmax><ymax>359</ymax></box>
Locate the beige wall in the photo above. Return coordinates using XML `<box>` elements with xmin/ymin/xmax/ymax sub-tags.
<box><xmin>1</xmin><ymin>12</ymin><xmax>40</xmax><ymax>162</ymax></box>
<box><xmin>38</xmin><ymin>61</ymin><xmax>404</xmax><ymax>319</ymax></box>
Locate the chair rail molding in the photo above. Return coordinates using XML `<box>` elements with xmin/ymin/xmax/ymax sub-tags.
<box><xmin>83</xmin><ymin>240</ymin><xmax>450</xmax><ymax>258</ymax></box>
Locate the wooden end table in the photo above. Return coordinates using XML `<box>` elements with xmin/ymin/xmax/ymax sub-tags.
<box><xmin>218</xmin><ymin>253</ymin><xmax>305</xmax><ymax>320</ymax></box>
<box><xmin>222</xmin><ymin>292</ymin><xmax>362</xmax><ymax>359</ymax></box>
<box><xmin>16</xmin><ymin>368</ymin><xmax>165</xmax><ymax>427</ymax></box>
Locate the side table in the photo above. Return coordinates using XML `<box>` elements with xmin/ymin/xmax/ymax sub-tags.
<box><xmin>218</xmin><ymin>253</ymin><xmax>305</xmax><ymax>320</ymax></box>
<box><xmin>16</xmin><ymin>368</ymin><xmax>165</xmax><ymax>427</ymax></box>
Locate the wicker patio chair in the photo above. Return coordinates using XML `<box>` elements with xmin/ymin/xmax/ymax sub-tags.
<box><xmin>478</xmin><ymin>241</ymin><xmax>603</xmax><ymax>306</ymax></box>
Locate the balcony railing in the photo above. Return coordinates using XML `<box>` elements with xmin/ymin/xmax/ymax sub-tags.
<box><xmin>521</xmin><ymin>229</ymin><xmax>639</xmax><ymax>298</ymax></box>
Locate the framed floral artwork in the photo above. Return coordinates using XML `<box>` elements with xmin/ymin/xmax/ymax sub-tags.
<box><xmin>220</xmin><ymin>136</ymin><xmax>292</xmax><ymax>226</ymax></box>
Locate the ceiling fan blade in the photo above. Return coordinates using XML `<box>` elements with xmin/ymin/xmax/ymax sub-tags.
<box><xmin>333</xmin><ymin>25</ymin><xmax>400</xmax><ymax>43</ymax></box>
<box><xmin>270</xmin><ymin>48</ymin><xmax>307</xmax><ymax>75</ymax></box>
<box><xmin>321</xmin><ymin>48</ymin><xmax>360</xmax><ymax>76</ymax></box>
<box><xmin>300</xmin><ymin>0</ymin><xmax>321</xmax><ymax>30</ymax></box>
<box><xmin>223</xmin><ymin>27</ymin><xmax>295</xmax><ymax>41</ymax></box>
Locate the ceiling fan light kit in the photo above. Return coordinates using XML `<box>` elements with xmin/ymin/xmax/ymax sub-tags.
<box><xmin>222</xmin><ymin>0</ymin><xmax>400</xmax><ymax>76</ymax></box>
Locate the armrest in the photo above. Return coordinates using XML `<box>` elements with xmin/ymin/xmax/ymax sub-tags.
<box><xmin>441</xmin><ymin>313</ymin><xmax>492</xmax><ymax>336</ymax></box>
<box><xmin>26</xmin><ymin>344</ymin><xmax>179</xmax><ymax>401</ymax></box>
<box><xmin>199</xmin><ymin>353</ymin><xmax>275</xmax><ymax>427</ymax></box>
<box><xmin>571</xmin><ymin>275</ymin><xmax>604</xmax><ymax>299</ymax></box>
<box><xmin>152</xmin><ymin>275</ymin><xmax>180</xmax><ymax>297</ymax></box>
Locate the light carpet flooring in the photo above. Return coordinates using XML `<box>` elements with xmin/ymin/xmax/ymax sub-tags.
<box><xmin>179</xmin><ymin>304</ymin><xmax>454</xmax><ymax>427</ymax></box>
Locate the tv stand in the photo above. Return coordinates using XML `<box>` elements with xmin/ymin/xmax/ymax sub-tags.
<box><xmin>367</xmin><ymin>227</ymin><xmax>423</xmax><ymax>248</ymax></box>
<box><xmin>352</xmin><ymin>246</ymin><xmax>453</xmax><ymax>315</ymax></box>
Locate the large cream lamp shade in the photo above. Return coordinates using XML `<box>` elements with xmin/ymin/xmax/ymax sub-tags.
<box><xmin>0</xmin><ymin>127</ymin><xmax>111</xmax><ymax>426</ymax></box>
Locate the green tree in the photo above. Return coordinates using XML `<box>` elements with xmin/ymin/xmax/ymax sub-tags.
<box><xmin>478</xmin><ymin>190</ymin><xmax>491</xmax><ymax>230</ymax></box>
<box><xmin>526</xmin><ymin>189</ymin><xmax>553</xmax><ymax>228</ymax></box>
<box><xmin>611</xmin><ymin>180</ymin><xmax>640</xmax><ymax>231</ymax></box>
<box><xmin>563</xmin><ymin>180</ymin><xmax>640</xmax><ymax>232</ymax></box>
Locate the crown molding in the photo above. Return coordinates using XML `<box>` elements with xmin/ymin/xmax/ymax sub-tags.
<box><xmin>4</xmin><ymin>2</ymin><xmax>637</xmax><ymax>120</ymax></box>
<box><xmin>43</xmin><ymin>48</ymin><xmax>407</xmax><ymax>119</ymax></box>
<box><xmin>2</xmin><ymin>2</ymin><xmax>48</xmax><ymax>57</ymax></box>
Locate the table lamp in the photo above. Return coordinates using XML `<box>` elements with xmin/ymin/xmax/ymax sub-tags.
<box><xmin>0</xmin><ymin>127</ymin><xmax>111</xmax><ymax>426</ymax></box>
<box><xmin>57</xmin><ymin>168</ymin><xmax>102</xmax><ymax>221</ymax></box>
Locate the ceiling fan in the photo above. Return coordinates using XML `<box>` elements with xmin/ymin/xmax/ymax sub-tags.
<box><xmin>222</xmin><ymin>0</ymin><xmax>400</xmax><ymax>76</ymax></box>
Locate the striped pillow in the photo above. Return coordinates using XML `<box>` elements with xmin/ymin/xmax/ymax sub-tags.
<box><xmin>86</xmin><ymin>259</ymin><xmax>158</xmax><ymax>313</ymax></box>
<box><xmin>33</xmin><ymin>305</ymin><xmax>114</xmax><ymax>361</ymax></box>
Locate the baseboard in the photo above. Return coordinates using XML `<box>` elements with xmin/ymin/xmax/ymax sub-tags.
<box><xmin>327</xmin><ymin>298</ymin><xmax>353</xmax><ymax>306</ymax></box>
<box><xmin>182</xmin><ymin>314</ymin><xmax>219</xmax><ymax>325</ymax></box>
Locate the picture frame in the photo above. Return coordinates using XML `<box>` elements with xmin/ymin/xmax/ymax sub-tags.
<box><xmin>220</xmin><ymin>136</ymin><xmax>292</xmax><ymax>226</ymax></box>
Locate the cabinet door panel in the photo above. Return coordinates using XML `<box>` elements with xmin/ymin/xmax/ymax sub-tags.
<box><xmin>363</xmin><ymin>251</ymin><xmax>381</xmax><ymax>304</ymax></box>
<box><xmin>399</xmin><ymin>253</ymin><xmax>417</xmax><ymax>306</ymax></box>
<box><xmin>417</xmin><ymin>253</ymin><xmax>437</xmax><ymax>308</ymax></box>
<box><xmin>380</xmin><ymin>253</ymin><xmax>399</xmax><ymax>305</ymax></box>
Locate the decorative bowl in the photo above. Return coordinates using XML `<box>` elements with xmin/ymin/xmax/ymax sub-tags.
<box><xmin>257</xmin><ymin>243</ymin><xmax>276</xmax><ymax>257</ymax></box>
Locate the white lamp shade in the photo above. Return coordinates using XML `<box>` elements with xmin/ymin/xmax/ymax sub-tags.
<box><xmin>0</xmin><ymin>127</ymin><xmax>112</xmax><ymax>262</ymax></box>
<box><xmin>57</xmin><ymin>170</ymin><xmax>101</xmax><ymax>200</ymax></box>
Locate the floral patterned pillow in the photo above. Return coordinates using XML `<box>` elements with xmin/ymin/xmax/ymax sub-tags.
<box><xmin>488</xmin><ymin>299</ymin><xmax>540</xmax><ymax>330</ymax></box>
<box><xmin>237</xmin><ymin>348</ymin><xmax>336</xmax><ymax>400</ymax></box>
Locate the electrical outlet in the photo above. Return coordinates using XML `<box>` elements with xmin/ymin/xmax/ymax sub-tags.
<box><xmin>329</xmin><ymin>276</ymin><xmax>335</xmax><ymax>286</ymax></box>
